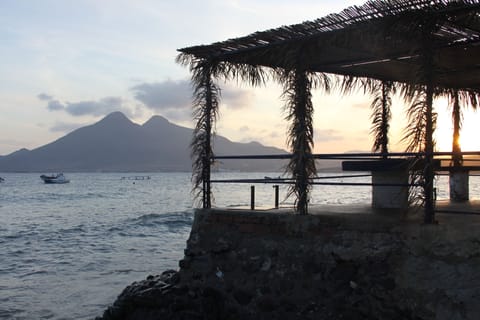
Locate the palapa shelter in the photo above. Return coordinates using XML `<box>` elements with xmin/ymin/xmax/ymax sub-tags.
<box><xmin>177</xmin><ymin>0</ymin><xmax>480</xmax><ymax>223</ymax></box>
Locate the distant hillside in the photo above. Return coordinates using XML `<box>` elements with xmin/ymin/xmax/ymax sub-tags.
<box><xmin>0</xmin><ymin>112</ymin><xmax>291</xmax><ymax>172</ymax></box>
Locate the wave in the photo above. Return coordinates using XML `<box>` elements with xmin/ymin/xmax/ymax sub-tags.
<box><xmin>126</xmin><ymin>210</ymin><xmax>194</xmax><ymax>230</ymax></box>
<box><xmin>99</xmin><ymin>268</ymin><xmax>135</xmax><ymax>276</ymax></box>
<box><xmin>18</xmin><ymin>270</ymin><xmax>50</xmax><ymax>278</ymax></box>
<box><xmin>5</xmin><ymin>191</ymin><xmax>109</xmax><ymax>205</ymax></box>
<box><xmin>58</xmin><ymin>225</ymin><xmax>86</xmax><ymax>234</ymax></box>
<box><xmin>0</xmin><ymin>308</ymin><xmax>23</xmax><ymax>319</ymax></box>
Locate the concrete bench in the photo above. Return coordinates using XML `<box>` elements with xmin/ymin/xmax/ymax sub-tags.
<box><xmin>342</xmin><ymin>159</ymin><xmax>410</xmax><ymax>209</ymax></box>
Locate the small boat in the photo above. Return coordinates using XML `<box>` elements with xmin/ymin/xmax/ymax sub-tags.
<box><xmin>121</xmin><ymin>175</ymin><xmax>151</xmax><ymax>181</ymax></box>
<box><xmin>264</xmin><ymin>176</ymin><xmax>281</xmax><ymax>180</ymax></box>
<box><xmin>40</xmin><ymin>173</ymin><xmax>70</xmax><ymax>184</ymax></box>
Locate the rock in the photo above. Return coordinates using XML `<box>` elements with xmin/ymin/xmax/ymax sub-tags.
<box><xmin>212</xmin><ymin>238</ymin><xmax>231</xmax><ymax>254</ymax></box>
<box><xmin>200</xmin><ymin>287</ymin><xmax>225</xmax><ymax>320</ymax></box>
<box><xmin>261</xmin><ymin>257</ymin><xmax>272</xmax><ymax>271</ymax></box>
<box><xmin>233</xmin><ymin>289</ymin><xmax>253</xmax><ymax>306</ymax></box>
<box><xmin>256</xmin><ymin>296</ymin><xmax>277</xmax><ymax>312</ymax></box>
<box><xmin>179</xmin><ymin>258</ymin><xmax>191</xmax><ymax>269</ymax></box>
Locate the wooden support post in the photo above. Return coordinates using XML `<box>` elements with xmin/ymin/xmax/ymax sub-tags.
<box><xmin>424</xmin><ymin>82</ymin><xmax>435</xmax><ymax>224</ymax></box>
<box><xmin>273</xmin><ymin>185</ymin><xmax>279</xmax><ymax>209</ymax></box>
<box><xmin>422</xmin><ymin>21</ymin><xmax>436</xmax><ymax>224</ymax></box>
<box><xmin>250</xmin><ymin>185</ymin><xmax>255</xmax><ymax>210</ymax></box>
<box><xmin>285</xmin><ymin>68</ymin><xmax>315</xmax><ymax>215</ymax></box>
<box><xmin>202</xmin><ymin>67</ymin><xmax>213</xmax><ymax>209</ymax></box>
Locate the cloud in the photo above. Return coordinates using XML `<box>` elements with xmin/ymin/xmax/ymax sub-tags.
<box><xmin>131</xmin><ymin>80</ymin><xmax>192</xmax><ymax>110</ymax></box>
<box><xmin>37</xmin><ymin>93</ymin><xmax>53</xmax><ymax>101</ymax></box>
<box><xmin>65</xmin><ymin>97</ymin><xmax>126</xmax><ymax>116</ymax></box>
<box><xmin>222</xmin><ymin>88</ymin><xmax>254</xmax><ymax>110</ymax></box>
<box><xmin>269</xmin><ymin>131</ymin><xmax>281</xmax><ymax>139</ymax></box>
<box><xmin>314</xmin><ymin>129</ymin><xmax>344</xmax><ymax>143</ymax></box>
<box><xmin>47</xmin><ymin>100</ymin><xmax>65</xmax><ymax>111</ymax></box>
<box><xmin>162</xmin><ymin>108</ymin><xmax>193</xmax><ymax>123</ymax></box>
<box><xmin>41</xmin><ymin>94</ymin><xmax>139</xmax><ymax>118</ymax></box>
<box><xmin>0</xmin><ymin>138</ymin><xmax>26</xmax><ymax>148</ymax></box>
<box><xmin>130</xmin><ymin>80</ymin><xmax>254</xmax><ymax>121</ymax></box>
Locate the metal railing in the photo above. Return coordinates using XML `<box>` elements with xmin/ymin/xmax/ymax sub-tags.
<box><xmin>209</xmin><ymin>151</ymin><xmax>480</xmax><ymax>212</ymax></box>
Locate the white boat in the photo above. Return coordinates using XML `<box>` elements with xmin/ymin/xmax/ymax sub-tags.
<box><xmin>40</xmin><ymin>173</ymin><xmax>70</xmax><ymax>184</ymax></box>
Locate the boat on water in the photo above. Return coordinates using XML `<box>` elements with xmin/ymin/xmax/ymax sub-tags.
<box><xmin>40</xmin><ymin>173</ymin><xmax>70</xmax><ymax>184</ymax></box>
<box><xmin>121</xmin><ymin>175</ymin><xmax>151</xmax><ymax>181</ymax></box>
<box><xmin>264</xmin><ymin>176</ymin><xmax>282</xmax><ymax>180</ymax></box>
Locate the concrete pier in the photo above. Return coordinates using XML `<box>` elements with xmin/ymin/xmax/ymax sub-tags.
<box><xmin>100</xmin><ymin>202</ymin><xmax>480</xmax><ymax>320</ymax></box>
<box><xmin>343</xmin><ymin>159</ymin><xmax>410</xmax><ymax>209</ymax></box>
<box><xmin>449</xmin><ymin>170</ymin><xmax>469</xmax><ymax>202</ymax></box>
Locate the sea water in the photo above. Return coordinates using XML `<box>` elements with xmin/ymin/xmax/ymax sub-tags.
<box><xmin>0</xmin><ymin>172</ymin><xmax>477</xmax><ymax>319</ymax></box>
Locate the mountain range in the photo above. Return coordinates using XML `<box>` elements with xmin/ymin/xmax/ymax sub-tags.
<box><xmin>0</xmin><ymin>112</ymin><xmax>289</xmax><ymax>172</ymax></box>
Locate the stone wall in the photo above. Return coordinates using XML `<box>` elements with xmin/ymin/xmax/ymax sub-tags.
<box><xmin>99</xmin><ymin>208</ymin><xmax>480</xmax><ymax>320</ymax></box>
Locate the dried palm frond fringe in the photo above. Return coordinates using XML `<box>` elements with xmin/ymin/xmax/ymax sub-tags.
<box><xmin>275</xmin><ymin>68</ymin><xmax>331</xmax><ymax>214</ymax></box>
<box><xmin>176</xmin><ymin>54</ymin><xmax>268</xmax><ymax>207</ymax></box>
<box><xmin>175</xmin><ymin>56</ymin><xmax>220</xmax><ymax>207</ymax></box>
<box><xmin>370</xmin><ymin>81</ymin><xmax>395</xmax><ymax>157</ymax></box>
<box><xmin>279</xmin><ymin>68</ymin><xmax>315</xmax><ymax>214</ymax></box>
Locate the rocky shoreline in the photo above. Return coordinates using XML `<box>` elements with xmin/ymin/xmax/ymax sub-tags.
<box><xmin>98</xmin><ymin>208</ymin><xmax>480</xmax><ymax>320</ymax></box>
<box><xmin>96</xmin><ymin>270</ymin><xmax>229</xmax><ymax>320</ymax></box>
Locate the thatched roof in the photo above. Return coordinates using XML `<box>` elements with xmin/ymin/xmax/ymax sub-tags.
<box><xmin>178</xmin><ymin>0</ymin><xmax>480</xmax><ymax>90</ymax></box>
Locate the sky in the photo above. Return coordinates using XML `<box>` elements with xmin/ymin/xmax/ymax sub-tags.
<box><xmin>1</xmin><ymin>0</ymin><xmax>479</xmax><ymax>156</ymax></box>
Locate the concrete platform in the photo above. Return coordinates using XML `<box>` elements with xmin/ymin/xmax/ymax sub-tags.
<box><xmin>225</xmin><ymin>199</ymin><xmax>480</xmax><ymax>213</ymax></box>
<box><xmin>217</xmin><ymin>200</ymin><xmax>480</xmax><ymax>229</ymax></box>
<box><xmin>179</xmin><ymin>204</ymin><xmax>480</xmax><ymax>319</ymax></box>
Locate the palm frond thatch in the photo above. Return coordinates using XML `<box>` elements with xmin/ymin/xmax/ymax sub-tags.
<box><xmin>277</xmin><ymin>68</ymin><xmax>320</xmax><ymax>214</ymax></box>
<box><xmin>176</xmin><ymin>54</ymin><xmax>270</xmax><ymax>206</ymax></box>
<box><xmin>176</xmin><ymin>55</ymin><xmax>221</xmax><ymax>207</ymax></box>
<box><xmin>400</xmin><ymin>81</ymin><xmax>438</xmax><ymax>217</ymax></box>
<box><xmin>339</xmin><ymin>76</ymin><xmax>378</xmax><ymax>96</ymax></box>
<box><xmin>179</xmin><ymin>1</ymin><xmax>480</xmax><ymax>92</ymax></box>
<box><xmin>401</xmin><ymin>87</ymin><xmax>437</xmax><ymax>153</ymax></box>
<box><xmin>369</xmin><ymin>81</ymin><xmax>395</xmax><ymax>156</ymax></box>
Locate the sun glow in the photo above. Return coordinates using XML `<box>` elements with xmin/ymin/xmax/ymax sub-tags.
<box><xmin>434</xmin><ymin>102</ymin><xmax>480</xmax><ymax>152</ymax></box>
<box><xmin>454</xmin><ymin>125</ymin><xmax>480</xmax><ymax>151</ymax></box>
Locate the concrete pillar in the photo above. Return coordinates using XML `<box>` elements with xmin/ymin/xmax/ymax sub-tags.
<box><xmin>372</xmin><ymin>171</ymin><xmax>409</xmax><ymax>209</ymax></box>
<box><xmin>449</xmin><ymin>170</ymin><xmax>469</xmax><ymax>202</ymax></box>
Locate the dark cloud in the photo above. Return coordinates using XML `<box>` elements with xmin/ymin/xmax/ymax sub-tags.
<box><xmin>315</xmin><ymin>129</ymin><xmax>344</xmax><ymax>143</ymax></box>
<box><xmin>131</xmin><ymin>80</ymin><xmax>192</xmax><ymax>110</ymax></box>
<box><xmin>42</xmin><ymin>95</ymin><xmax>138</xmax><ymax>118</ymax></box>
<box><xmin>130</xmin><ymin>80</ymin><xmax>254</xmax><ymax>121</ymax></box>
<box><xmin>47</xmin><ymin>100</ymin><xmax>64</xmax><ymax>111</ymax></box>
<box><xmin>38</xmin><ymin>93</ymin><xmax>53</xmax><ymax>101</ymax></box>
<box><xmin>65</xmin><ymin>97</ymin><xmax>126</xmax><ymax>116</ymax></box>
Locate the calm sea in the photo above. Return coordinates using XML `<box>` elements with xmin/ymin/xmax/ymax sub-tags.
<box><xmin>0</xmin><ymin>171</ymin><xmax>476</xmax><ymax>319</ymax></box>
